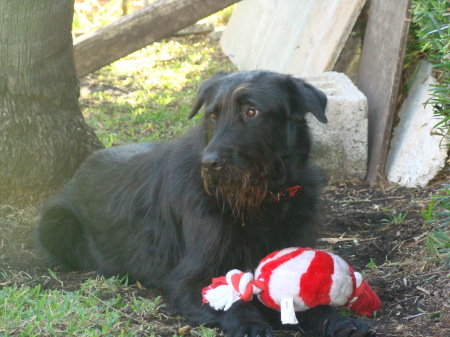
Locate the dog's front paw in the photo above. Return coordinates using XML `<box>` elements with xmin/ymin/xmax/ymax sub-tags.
<box><xmin>300</xmin><ymin>306</ymin><xmax>376</xmax><ymax>337</ymax></box>
<box><xmin>221</xmin><ymin>301</ymin><xmax>273</xmax><ymax>337</ymax></box>
<box><xmin>224</xmin><ymin>320</ymin><xmax>273</xmax><ymax>337</ymax></box>
<box><xmin>322</xmin><ymin>316</ymin><xmax>376</xmax><ymax>337</ymax></box>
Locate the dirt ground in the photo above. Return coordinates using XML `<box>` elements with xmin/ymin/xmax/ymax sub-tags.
<box><xmin>1</xmin><ymin>180</ymin><xmax>449</xmax><ymax>336</ymax></box>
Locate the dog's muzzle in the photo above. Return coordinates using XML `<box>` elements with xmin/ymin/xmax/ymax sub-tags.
<box><xmin>200</xmin><ymin>151</ymin><xmax>270</xmax><ymax>213</ymax></box>
<box><xmin>201</xmin><ymin>151</ymin><xmax>228</xmax><ymax>193</ymax></box>
<box><xmin>201</xmin><ymin>151</ymin><xmax>225</xmax><ymax>172</ymax></box>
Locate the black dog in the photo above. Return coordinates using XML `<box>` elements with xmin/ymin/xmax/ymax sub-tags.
<box><xmin>37</xmin><ymin>71</ymin><xmax>374</xmax><ymax>336</ymax></box>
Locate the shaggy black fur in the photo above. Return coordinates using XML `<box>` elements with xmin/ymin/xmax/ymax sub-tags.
<box><xmin>37</xmin><ymin>71</ymin><xmax>375</xmax><ymax>337</ymax></box>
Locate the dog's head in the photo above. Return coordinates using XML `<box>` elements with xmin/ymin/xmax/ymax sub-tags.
<box><xmin>189</xmin><ymin>71</ymin><xmax>327</xmax><ymax>213</ymax></box>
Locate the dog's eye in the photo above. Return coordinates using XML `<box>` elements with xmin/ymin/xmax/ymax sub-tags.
<box><xmin>245</xmin><ymin>107</ymin><xmax>259</xmax><ymax>119</ymax></box>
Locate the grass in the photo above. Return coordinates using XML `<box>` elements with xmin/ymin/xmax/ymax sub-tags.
<box><xmin>73</xmin><ymin>0</ymin><xmax>125</xmax><ymax>35</ymax></box>
<box><xmin>0</xmin><ymin>272</ymin><xmax>218</xmax><ymax>336</ymax></box>
<box><xmin>380</xmin><ymin>210</ymin><xmax>409</xmax><ymax>230</ymax></box>
<box><xmin>423</xmin><ymin>184</ymin><xmax>450</xmax><ymax>269</ymax></box>
<box><xmin>76</xmin><ymin>1</ymin><xmax>236</xmax><ymax>146</ymax></box>
<box><xmin>80</xmin><ymin>38</ymin><xmax>235</xmax><ymax>146</ymax></box>
<box><xmin>0</xmin><ymin>276</ymin><xmax>164</xmax><ymax>336</ymax></box>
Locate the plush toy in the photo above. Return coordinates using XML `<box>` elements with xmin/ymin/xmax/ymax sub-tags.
<box><xmin>202</xmin><ymin>247</ymin><xmax>381</xmax><ymax>324</ymax></box>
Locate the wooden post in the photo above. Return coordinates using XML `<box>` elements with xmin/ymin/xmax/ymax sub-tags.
<box><xmin>74</xmin><ymin>0</ymin><xmax>239</xmax><ymax>77</ymax></box>
<box><xmin>357</xmin><ymin>0</ymin><xmax>412</xmax><ymax>184</ymax></box>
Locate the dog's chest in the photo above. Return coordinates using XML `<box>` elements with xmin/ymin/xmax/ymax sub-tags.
<box><xmin>224</xmin><ymin>214</ymin><xmax>293</xmax><ymax>270</ymax></box>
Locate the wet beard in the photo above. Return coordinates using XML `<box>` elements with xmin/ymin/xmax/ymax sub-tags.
<box><xmin>202</xmin><ymin>166</ymin><xmax>269</xmax><ymax>218</ymax></box>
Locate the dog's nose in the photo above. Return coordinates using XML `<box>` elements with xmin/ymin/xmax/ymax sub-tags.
<box><xmin>202</xmin><ymin>152</ymin><xmax>225</xmax><ymax>171</ymax></box>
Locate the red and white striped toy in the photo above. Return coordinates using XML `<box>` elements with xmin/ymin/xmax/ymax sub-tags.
<box><xmin>202</xmin><ymin>247</ymin><xmax>381</xmax><ymax>324</ymax></box>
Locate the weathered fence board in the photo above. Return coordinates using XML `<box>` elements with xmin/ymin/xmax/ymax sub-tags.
<box><xmin>357</xmin><ymin>0</ymin><xmax>412</xmax><ymax>183</ymax></box>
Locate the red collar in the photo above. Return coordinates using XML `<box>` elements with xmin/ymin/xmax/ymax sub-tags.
<box><xmin>270</xmin><ymin>185</ymin><xmax>302</xmax><ymax>202</ymax></box>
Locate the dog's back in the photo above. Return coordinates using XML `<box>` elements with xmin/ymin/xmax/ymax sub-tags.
<box><xmin>36</xmin><ymin>143</ymin><xmax>153</xmax><ymax>268</ymax></box>
<box><xmin>36</xmin><ymin>139</ymin><xmax>200</xmax><ymax>281</ymax></box>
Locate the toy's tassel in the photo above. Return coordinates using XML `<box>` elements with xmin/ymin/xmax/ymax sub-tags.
<box><xmin>202</xmin><ymin>276</ymin><xmax>241</xmax><ymax>310</ymax></box>
<box><xmin>348</xmin><ymin>280</ymin><xmax>382</xmax><ymax>316</ymax></box>
<box><xmin>202</xmin><ymin>270</ymin><xmax>255</xmax><ymax>311</ymax></box>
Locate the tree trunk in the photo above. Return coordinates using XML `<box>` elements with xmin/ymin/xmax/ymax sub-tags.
<box><xmin>0</xmin><ymin>0</ymin><xmax>104</xmax><ymax>204</ymax></box>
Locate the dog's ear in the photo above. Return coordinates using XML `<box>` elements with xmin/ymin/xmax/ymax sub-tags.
<box><xmin>286</xmin><ymin>76</ymin><xmax>328</xmax><ymax>123</ymax></box>
<box><xmin>189</xmin><ymin>73</ymin><xmax>228</xmax><ymax>119</ymax></box>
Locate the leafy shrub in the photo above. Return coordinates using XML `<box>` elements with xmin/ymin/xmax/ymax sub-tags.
<box><xmin>413</xmin><ymin>1</ymin><xmax>450</xmax><ymax>268</ymax></box>
<box><xmin>412</xmin><ymin>0</ymin><xmax>450</xmax><ymax>141</ymax></box>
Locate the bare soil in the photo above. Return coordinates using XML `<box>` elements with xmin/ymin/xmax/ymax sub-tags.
<box><xmin>1</xmin><ymin>180</ymin><xmax>449</xmax><ymax>336</ymax></box>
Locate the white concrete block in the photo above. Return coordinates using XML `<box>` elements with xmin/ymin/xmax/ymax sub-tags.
<box><xmin>220</xmin><ymin>0</ymin><xmax>365</xmax><ymax>76</ymax></box>
<box><xmin>386</xmin><ymin>61</ymin><xmax>448</xmax><ymax>187</ymax></box>
<box><xmin>304</xmin><ymin>72</ymin><xmax>368</xmax><ymax>179</ymax></box>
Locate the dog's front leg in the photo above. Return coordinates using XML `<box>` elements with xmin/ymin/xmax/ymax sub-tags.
<box><xmin>167</xmin><ymin>257</ymin><xmax>273</xmax><ymax>337</ymax></box>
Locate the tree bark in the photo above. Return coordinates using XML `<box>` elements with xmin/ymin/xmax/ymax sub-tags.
<box><xmin>74</xmin><ymin>0</ymin><xmax>239</xmax><ymax>77</ymax></box>
<box><xmin>0</xmin><ymin>0</ymin><xmax>103</xmax><ymax>203</ymax></box>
